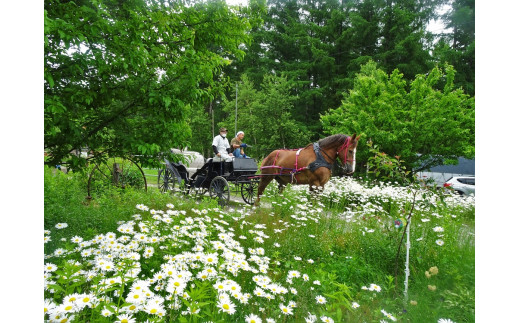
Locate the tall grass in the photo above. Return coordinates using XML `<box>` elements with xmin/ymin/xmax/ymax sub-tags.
<box><xmin>44</xmin><ymin>167</ymin><xmax>474</xmax><ymax>322</ymax></box>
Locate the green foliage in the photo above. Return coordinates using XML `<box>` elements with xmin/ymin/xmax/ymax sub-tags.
<box><xmin>45</xmin><ymin>0</ymin><xmax>254</xmax><ymax>169</ymax></box>
<box><xmin>226</xmin><ymin>0</ymin><xmax>452</xmax><ymax>139</ymax></box>
<box><xmin>321</xmin><ymin>60</ymin><xmax>475</xmax><ymax>173</ymax></box>
<box><xmin>43</xmin><ymin>166</ymin><xmax>174</xmax><ymax>254</ymax></box>
<box><xmin>219</xmin><ymin>73</ymin><xmax>310</xmax><ymax>158</ymax></box>
<box><xmin>186</xmin><ymin>102</ymin><xmax>213</xmax><ymax>157</ymax></box>
<box><xmin>433</xmin><ymin>0</ymin><xmax>475</xmax><ymax>96</ymax></box>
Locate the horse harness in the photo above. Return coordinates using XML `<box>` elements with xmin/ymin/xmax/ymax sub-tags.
<box><xmin>308</xmin><ymin>142</ymin><xmax>334</xmax><ymax>172</ymax></box>
<box><xmin>262</xmin><ymin>137</ymin><xmax>351</xmax><ymax>184</ymax></box>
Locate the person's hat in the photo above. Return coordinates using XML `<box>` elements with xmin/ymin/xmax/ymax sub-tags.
<box><xmin>236</xmin><ymin>131</ymin><xmax>244</xmax><ymax>137</ymax></box>
<box><xmin>219</xmin><ymin>127</ymin><xmax>228</xmax><ymax>132</ymax></box>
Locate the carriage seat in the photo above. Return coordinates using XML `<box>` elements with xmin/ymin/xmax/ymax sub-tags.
<box><xmin>233</xmin><ymin>158</ymin><xmax>257</xmax><ymax>172</ymax></box>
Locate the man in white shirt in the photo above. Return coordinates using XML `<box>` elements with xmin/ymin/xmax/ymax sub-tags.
<box><xmin>212</xmin><ymin>127</ymin><xmax>234</xmax><ymax>162</ymax></box>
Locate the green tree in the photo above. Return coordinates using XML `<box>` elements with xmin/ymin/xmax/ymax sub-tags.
<box><xmin>321</xmin><ymin>61</ymin><xmax>474</xmax><ymax>173</ymax></box>
<box><xmin>186</xmin><ymin>102</ymin><xmax>213</xmax><ymax>157</ymax></box>
<box><xmin>228</xmin><ymin>0</ymin><xmax>448</xmax><ymax>140</ymax></box>
<box><xmin>220</xmin><ymin>74</ymin><xmax>310</xmax><ymax>158</ymax></box>
<box><xmin>44</xmin><ymin>0</ymin><xmax>253</xmax><ymax>169</ymax></box>
<box><xmin>433</xmin><ymin>0</ymin><xmax>475</xmax><ymax>95</ymax></box>
<box><xmin>221</xmin><ymin>75</ymin><xmax>259</xmax><ymax>142</ymax></box>
<box><xmin>253</xmin><ymin>74</ymin><xmax>311</xmax><ymax>155</ymax></box>
<box><xmin>377</xmin><ymin>0</ymin><xmax>440</xmax><ymax>79</ymax></box>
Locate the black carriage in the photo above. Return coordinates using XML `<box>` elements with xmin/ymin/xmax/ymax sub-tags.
<box><xmin>158</xmin><ymin>157</ymin><xmax>259</xmax><ymax>206</ymax></box>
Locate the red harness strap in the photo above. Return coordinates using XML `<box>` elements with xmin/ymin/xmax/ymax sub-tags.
<box><xmin>260</xmin><ymin>148</ymin><xmax>307</xmax><ymax>182</ymax></box>
<box><xmin>337</xmin><ymin>136</ymin><xmax>352</xmax><ymax>164</ymax></box>
<box><xmin>293</xmin><ymin>148</ymin><xmax>304</xmax><ymax>183</ymax></box>
<box><xmin>274</xmin><ymin>150</ymin><xmax>281</xmax><ymax>165</ymax></box>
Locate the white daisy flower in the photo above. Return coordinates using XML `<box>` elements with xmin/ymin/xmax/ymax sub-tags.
<box><xmin>315</xmin><ymin>295</ymin><xmax>327</xmax><ymax>304</ymax></box>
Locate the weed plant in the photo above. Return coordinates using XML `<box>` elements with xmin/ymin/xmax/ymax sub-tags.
<box><xmin>44</xmin><ymin>166</ymin><xmax>474</xmax><ymax>322</ymax></box>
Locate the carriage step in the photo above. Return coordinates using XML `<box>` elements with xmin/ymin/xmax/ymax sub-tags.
<box><xmin>223</xmin><ymin>172</ymin><xmax>231</xmax><ymax>176</ymax></box>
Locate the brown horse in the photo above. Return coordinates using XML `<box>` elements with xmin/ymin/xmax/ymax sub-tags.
<box><xmin>254</xmin><ymin>134</ymin><xmax>360</xmax><ymax>206</ymax></box>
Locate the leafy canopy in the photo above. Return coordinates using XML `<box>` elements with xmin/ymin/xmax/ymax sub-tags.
<box><xmin>219</xmin><ymin>73</ymin><xmax>310</xmax><ymax>158</ymax></box>
<box><xmin>321</xmin><ymin>60</ymin><xmax>475</xmax><ymax>173</ymax></box>
<box><xmin>44</xmin><ymin>0</ymin><xmax>254</xmax><ymax>169</ymax></box>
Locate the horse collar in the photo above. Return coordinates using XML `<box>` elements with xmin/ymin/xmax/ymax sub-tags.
<box><xmin>308</xmin><ymin>142</ymin><xmax>334</xmax><ymax>172</ymax></box>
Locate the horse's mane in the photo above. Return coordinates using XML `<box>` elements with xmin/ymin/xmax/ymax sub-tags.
<box><xmin>318</xmin><ymin>134</ymin><xmax>348</xmax><ymax>149</ymax></box>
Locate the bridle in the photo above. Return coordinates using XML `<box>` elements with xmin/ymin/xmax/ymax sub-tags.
<box><xmin>320</xmin><ymin>136</ymin><xmax>354</xmax><ymax>166</ymax></box>
<box><xmin>337</xmin><ymin>136</ymin><xmax>354</xmax><ymax>165</ymax></box>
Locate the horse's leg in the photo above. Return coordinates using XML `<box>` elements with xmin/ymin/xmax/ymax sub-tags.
<box><xmin>255</xmin><ymin>175</ymin><xmax>274</xmax><ymax>206</ymax></box>
<box><xmin>275</xmin><ymin>177</ymin><xmax>287</xmax><ymax>194</ymax></box>
<box><xmin>308</xmin><ymin>171</ymin><xmax>327</xmax><ymax>201</ymax></box>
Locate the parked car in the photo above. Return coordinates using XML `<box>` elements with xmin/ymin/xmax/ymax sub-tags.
<box><xmin>170</xmin><ymin>148</ymin><xmax>205</xmax><ymax>177</ymax></box>
<box><xmin>443</xmin><ymin>176</ymin><xmax>475</xmax><ymax>196</ymax></box>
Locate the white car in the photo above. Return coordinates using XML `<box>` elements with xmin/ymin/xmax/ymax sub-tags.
<box><xmin>170</xmin><ymin>148</ymin><xmax>205</xmax><ymax>177</ymax></box>
<box><xmin>443</xmin><ymin>176</ymin><xmax>475</xmax><ymax>196</ymax></box>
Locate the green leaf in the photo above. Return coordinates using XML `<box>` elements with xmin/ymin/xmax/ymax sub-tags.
<box><xmin>46</xmin><ymin>73</ymin><xmax>54</xmax><ymax>88</ymax></box>
<box><xmin>163</xmin><ymin>96</ymin><xmax>171</xmax><ymax>108</ymax></box>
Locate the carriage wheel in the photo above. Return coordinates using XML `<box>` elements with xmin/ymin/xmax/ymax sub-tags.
<box><xmin>158</xmin><ymin>168</ymin><xmax>176</xmax><ymax>193</ymax></box>
<box><xmin>87</xmin><ymin>157</ymin><xmax>147</xmax><ymax>199</ymax></box>
<box><xmin>241</xmin><ymin>178</ymin><xmax>259</xmax><ymax>205</ymax></box>
<box><xmin>209</xmin><ymin>176</ymin><xmax>230</xmax><ymax>207</ymax></box>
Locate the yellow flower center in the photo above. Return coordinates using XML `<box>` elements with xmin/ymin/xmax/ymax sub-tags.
<box><xmin>151</xmin><ymin>308</ymin><xmax>157</xmax><ymax>314</ymax></box>
<box><xmin>129</xmin><ymin>305</ymin><xmax>136</xmax><ymax>310</ymax></box>
<box><xmin>223</xmin><ymin>304</ymin><xmax>229</xmax><ymax>310</ymax></box>
<box><xmin>283</xmin><ymin>308</ymin><xmax>288</xmax><ymax>313</ymax></box>
<box><xmin>174</xmin><ymin>282</ymin><xmax>180</xmax><ymax>287</ymax></box>
<box><xmin>122</xmin><ymin>320</ymin><xmax>128</xmax><ymax>323</ymax></box>
<box><xmin>133</xmin><ymin>295</ymin><xmax>139</xmax><ymax>299</ymax></box>
<box><xmin>60</xmin><ymin>319</ymin><xmax>68</xmax><ymax>323</ymax></box>
<box><xmin>83</xmin><ymin>297</ymin><xmax>90</xmax><ymax>303</ymax></box>
<box><xmin>44</xmin><ymin>307</ymin><xmax>48</xmax><ymax>313</ymax></box>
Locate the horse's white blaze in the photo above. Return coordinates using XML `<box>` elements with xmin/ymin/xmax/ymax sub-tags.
<box><xmin>352</xmin><ymin>147</ymin><xmax>357</xmax><ymax>172</ymax></box>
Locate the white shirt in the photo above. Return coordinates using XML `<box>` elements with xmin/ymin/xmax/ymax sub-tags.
<box><xmin>212</xmin><ymin>135</ymin><xmax>231</xmax><ymax>156</ymax></box>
